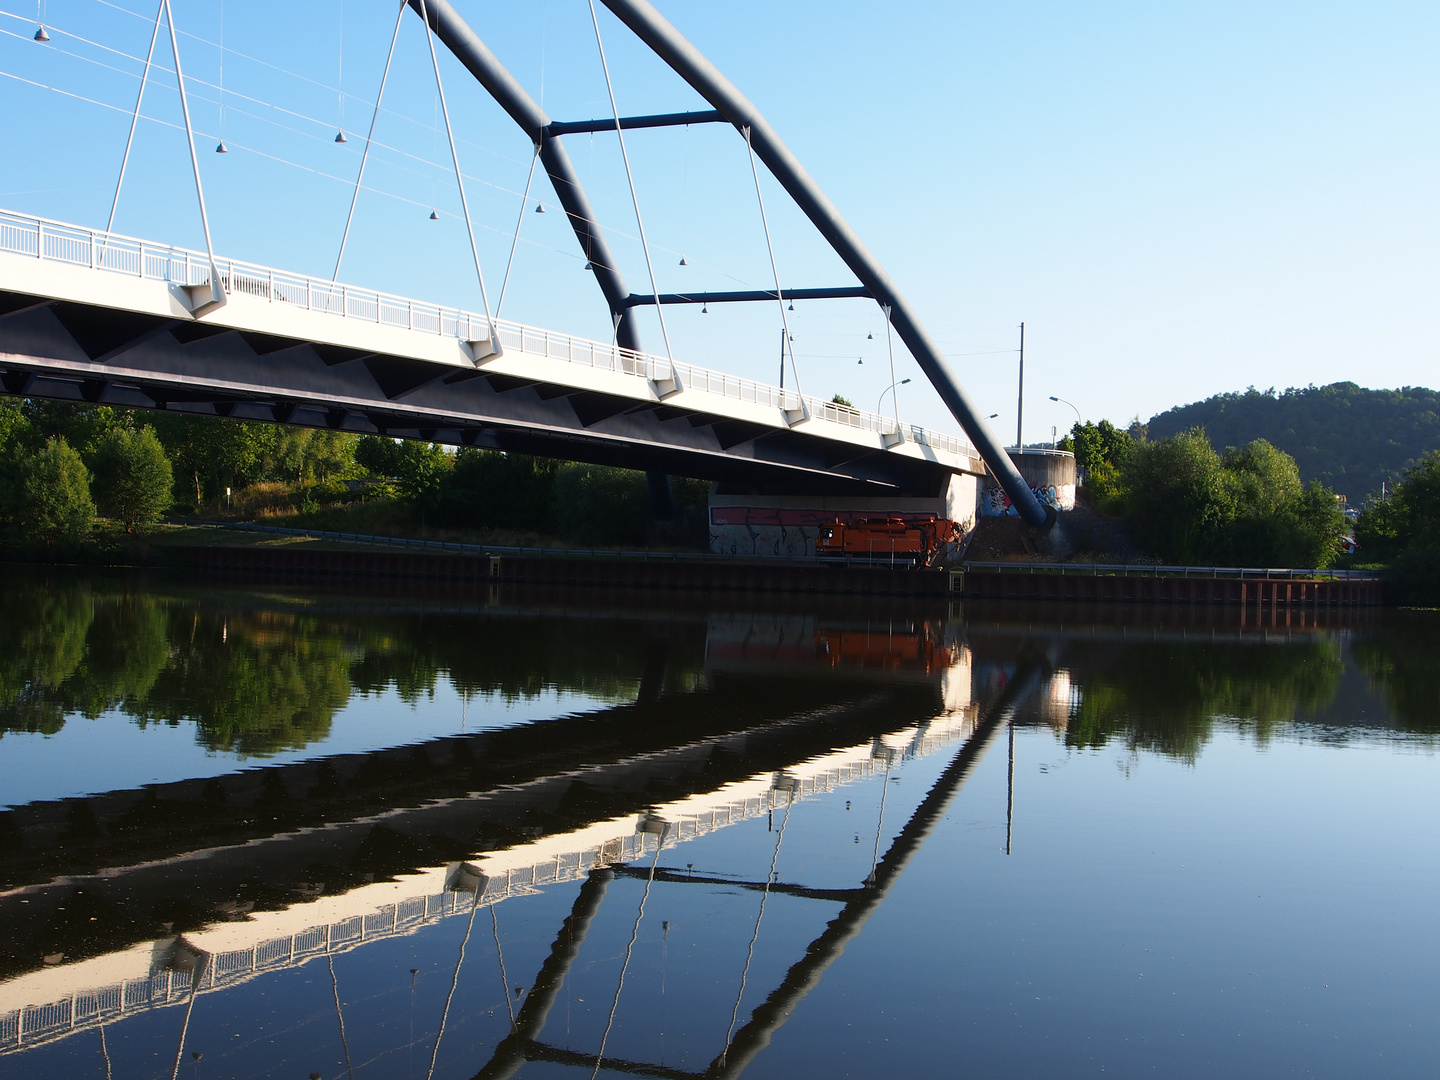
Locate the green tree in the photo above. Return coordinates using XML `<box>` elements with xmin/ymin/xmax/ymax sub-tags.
<box><xmin>1215</xmin><ymin>439</ymin><xmax>1344</xmax><ymax>567</ymax></box>
<box><xmin>434</xmin><ymin>450</ymin><xmax>559</xmax><ymax>531</ymax></box>
<box><xmin>21</xmin><ymin>437</ymin><xmax>95</xmax><ymax>544</ymax></box>
<box><xmin>91</xmin><ymin>427</ymin><xmax>174</xmax><ymax>532</ymax></box>
<box><xmin>1356</xmin><ymin>453</ymin><xmax>1440</xmax><ymax>603</ymax></box>
<box><xmin>1120</xmin><ymin>429</ymin><xmax>1236</xmax><ymax>563</ymax></box>
<box><xmin>393</xmin><ymin>441</ymin><xmax>451</xmax><ymax>508</ymax></box>
<box><xmin>552</xmin><ymin>463</ymin><xmax>650</xmax><ymax>546</ymax></box>
<box><xmin>355</xmin><ymin>434</ymin><xmax>404</xmax><ymax>477</ymax></box>
<box><xmin>1224</xmin><ymin>438</ymin><xmax>1303</xmax><ymax>516</ymax></box>
<box><xmin>357</xmin><ymin>437</ymin><xmax>452</xmax><ymax>517</ymax></box>
<box><xmin>24</xmin><ymin>402</ymin><xmax>132</xmax><ymax>460</ymax></box>
<box><xmin>260</xmin><ymin>428</ymin><xmax>359</xmax><ymax>483</ymax></box>
<box><xmin>147</xmin><ymin>413</ymin><xmax>272</xmax><ymax>506</ymax></box>
<box><xmin>1147</xmin><ymin>382</ymin><xmax>1440</xmax><ymax>501</ymax></box>
<box><xmin>1062</xmin><ymin>419</ymin><xmax>1134</xmax><ymax>504</ymax></box>
<box><xmin>0</xmin><ymin>400</ymin><xmax>37</xmax><ymax>522</ymax></box>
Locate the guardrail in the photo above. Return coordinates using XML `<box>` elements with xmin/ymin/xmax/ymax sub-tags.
<box><xmin>961</xmin><ymin>561</ymin><xmax>1382</xmax><ymax>581</ymax></box>
<box><xmin>0</xmin><ymin>208</ymin><xmax>980</xmax><ymax>463</ymax></box>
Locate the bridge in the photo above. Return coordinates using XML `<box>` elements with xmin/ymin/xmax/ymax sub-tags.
<box><xmin>0</xmin><ymin>208</ymin><xmax>979</xmax><ymax>497</ymax></box>
<box><xmin>0</xmin><ymin>0</ymin><xmax>1052</xmax><ymax>522</ymax></box>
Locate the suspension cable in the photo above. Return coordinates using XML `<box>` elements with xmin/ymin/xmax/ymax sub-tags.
<box><xmin>418</xmin><ymin>0</ymin><xmax>497</xmax><ymax>342</ymax></box>
<box><xmin>426</xmin><ymin>889</ymin><xmax>481</xmax><ymax>1080</ymax></box>
<box><xmin>106</xmin><ymin>0</ymin><xmax>163</xmax><ymax>233</ymax></box>
<box><xmin>491</xmin><ymin>903</ymin><xmax>516</xmax><ymax>1029</ymax></box>
<box><xmin>333</xmin><ymin>0</ymin><xmax>406</xmax><ymax>281</ymax></box>
<box><xmin>168</xmin><ymin>954</ymin><xmax>207</xmax><ymax>1080</ymax></box>
<box><xmin>591</xmin><ymin>828</ymin><xmax>666</xmax><ymax>1079</ymax></box>
<box><xmin>720</xmin><ymin>790</ymin><xmax>793</xmax><ymax>1064</ymax></box>
<box><xmin>586</xmin><ymin>0</ymin><xmax>676</xmax><ymax>377</ymax></box>
<box><xmin>744</xmin><ymin>126</ymin><xmax>804</xmax><ymax>409</ymax></box>
<box><xmin>495</xmin><ymin>141</ymin><xmax>540</xmax><ymax>318</ymax></box>
<box><xmin>327</xmin><ymin>952</ymin><xmax>357</xmax><ymax>1080</ymax></box>
<box><xmin>868</xmin><ymin>755</ymin><xmax>893</xmax><ymax>885</ymax></box>
<box><xmin>161</xmin><ymin>0</ymin><xmax>224</xmax><ymax>305</ymax></box>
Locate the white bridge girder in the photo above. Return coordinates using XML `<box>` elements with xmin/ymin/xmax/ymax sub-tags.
<box><xmin>0</xmin><ymin>211</ymin><xmax>984</xmax><ymax>496</ymax></box>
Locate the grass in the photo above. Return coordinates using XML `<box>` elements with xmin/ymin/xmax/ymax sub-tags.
<box><xmin>165</xmin><ymin>483</ymin><xmax>699</xmax><ymax>553</ymax></box>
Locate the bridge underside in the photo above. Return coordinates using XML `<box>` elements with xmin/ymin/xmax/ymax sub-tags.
<box><xmin>0</xmin><ymin>290</ymin><xmax>960</xmax><ymax>498</ymax></box>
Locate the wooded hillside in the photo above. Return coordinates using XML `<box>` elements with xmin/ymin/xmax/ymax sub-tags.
<box><xmin>1146</xmin><ymin>383</ymin><xmax>1440</xmax><ymax>502</ymax></box>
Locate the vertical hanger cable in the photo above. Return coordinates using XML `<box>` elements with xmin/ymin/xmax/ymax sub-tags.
<box><xmin>107</xmin><ymin>0</ymin><xmax>166</xmax><ymax>233</ymax></box>
<box><xmin>745</xmin><ymin>126</ymin><xmax>804</xmax><ymax>408</ymax></box>
<box><xmin>495</xmin><ymin>142</ymin><xmax>541</xmax><ymax>318</ymax></box>
<box><xmin>586</xmin><ymin>0</ymin><xmax>676</xmax><ymax>378</ymax></box>
<box><xmin>333</xmin><ymin>0</ymin><xmax>406</xmax><ymax>281</ymax></box>
<box><xmin>418</xmin><ymin>0</ymin><xmax>497</xmax><ymax>340</ymax></box>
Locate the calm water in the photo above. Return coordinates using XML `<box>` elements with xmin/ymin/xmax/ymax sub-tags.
<box><xmin>0</xmin><ymin>571</ymin><xmax>1436</xmax><ymax>1079</ymax></box>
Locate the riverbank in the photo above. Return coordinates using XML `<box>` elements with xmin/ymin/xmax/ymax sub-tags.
<box><xmin>0</xmin><ymin>522</ymin><xmax>1396</xmax><ymax>604</ymax></box>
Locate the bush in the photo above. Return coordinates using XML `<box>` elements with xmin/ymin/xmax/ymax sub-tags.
<box><xmin>21</xmin><ymin>437</ymin><xmax>95</xmax><ymax>544</ymax></box>
<box><xmin>553</xmin><ymin>463</ymin><xmax>650</xmax><ymax>546</ymax></box>
<box><xmin>90</xmin><ymin>427</ymin><xmax>173</xmax><ymax>532</ymax></box>
<box><xmin>434</xmin><ymin>450</ymin><xmax>558</xmax><ymax>531</ymax></box>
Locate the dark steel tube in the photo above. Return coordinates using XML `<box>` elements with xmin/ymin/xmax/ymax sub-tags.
<box><xmin>597</xmin><ymin>0</ymin><xmax>1050</xmax><ymax>526</ymax></box>
<box><xmin>623</xmin><ymin>286</ymin><xmax>871</xmax><ymax>307</ymax></box>
<box><xmin>404</xmin><ymin>0</ymin><xmax>643</xmax><ymax>351</ymax></box>
<box><xmin>546</xmin><ymin>109</ymin><xmax>725</xmax><ymax>136</ymax></box>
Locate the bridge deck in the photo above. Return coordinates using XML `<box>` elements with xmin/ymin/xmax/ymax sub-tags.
<box><xmin>0</xmin><ymin>210</ymin><xmax>982</xmax><ymax>494</ymax></box>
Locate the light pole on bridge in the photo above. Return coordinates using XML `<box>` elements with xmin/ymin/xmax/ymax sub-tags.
<box><xmin>877</xmin><ymin>378</ymin><xmax>911</xmax><ymax>418</ymax></box>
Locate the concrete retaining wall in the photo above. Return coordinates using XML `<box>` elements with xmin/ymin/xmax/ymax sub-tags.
<box><xmin>707</xmin><ymin>474</ymin><xmax>980</xmax><ymax>558</ymax></box>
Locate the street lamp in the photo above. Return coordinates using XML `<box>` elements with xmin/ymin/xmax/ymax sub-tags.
<box><xmin>1049</xmin><ymin>395</ymin><xmax>1081</xmax><ymax>427</ymax></box>
<box><xmin>877</xmin><ymin>378</ymin><xmax>911</xmax><ymax>416</ymax></box>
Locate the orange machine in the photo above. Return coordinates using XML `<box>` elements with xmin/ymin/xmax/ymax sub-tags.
<box><xmin>815</xmin><ymin>516</ymin><xmax>961</xmax><ymax>566</ymax></box>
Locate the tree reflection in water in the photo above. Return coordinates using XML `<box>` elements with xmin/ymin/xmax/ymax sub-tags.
<box><xmin>0</xmin><ymin>573</ymin><xmax>706</xmax><ymax>758</ymax></box>
<box><xmin>0</xmin><ymin>572</ymin><xmax>1436</xmax><ymax>764</ymax></box>
<box><xmin>1055</xmin><ymin>638</ymin><xmax>1346</xmax><ymax>761</ymax></box>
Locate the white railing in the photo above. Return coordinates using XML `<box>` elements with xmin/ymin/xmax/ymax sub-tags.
<box><xmin>0</xmin><ymin>208</ymin><xmax>979</xmax><ymax>462</ymax></box>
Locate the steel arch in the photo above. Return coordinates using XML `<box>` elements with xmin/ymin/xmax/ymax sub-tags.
<box><xmin>407</xmin><ymin>0</ymin><xmax>1050</xmax><ymax>527</ymax></box>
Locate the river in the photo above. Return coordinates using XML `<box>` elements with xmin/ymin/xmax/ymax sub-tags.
<box><xmin>0</xmin><ymin>570</ymin><xmax>1435</xmax><ymax>1079</ymax></box>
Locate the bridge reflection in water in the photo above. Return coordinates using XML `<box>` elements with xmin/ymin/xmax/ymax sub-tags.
<box><xmin>0</xmin><ymin>586</ymin><xmax>1040</xmax><ymax>1079</ymax></box>
<box><xmin>0</xmin><ymin>581</ymin><xmax>1398</xmax><ymax>1079</ymax></box>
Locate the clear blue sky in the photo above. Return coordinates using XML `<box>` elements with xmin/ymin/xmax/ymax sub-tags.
<box><xmin>2</xmin><ymin>1</ymin><xmax>1436</xmax><ymax>444</ymax></box>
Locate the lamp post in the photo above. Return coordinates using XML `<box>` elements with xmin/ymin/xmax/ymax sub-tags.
<box><xmin>877</xmin><ymin>378</ymin><xmax>911</xmax><ymax>417</ymax></box>
<box><xmin>1049</xmin><ymin>395</ymin><xmax>1081</xmax><ymax>430</ymax></box>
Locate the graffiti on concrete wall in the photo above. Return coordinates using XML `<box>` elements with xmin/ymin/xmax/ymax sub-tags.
<box><xmin>980</xmin><ymin>482</ymin><xmax>1075</xmax><ymax>517</ymax></box>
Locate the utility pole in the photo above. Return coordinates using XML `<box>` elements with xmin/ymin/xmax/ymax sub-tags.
<box><xmin>1015</xmin><ymin>322</ymin><xmax>1025</xmax><ymax>450</ymax></box>
<box><xmin>779</xmin><ymin>326</ymin><xmax>786</xmax><ymax>389</ymax></box>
